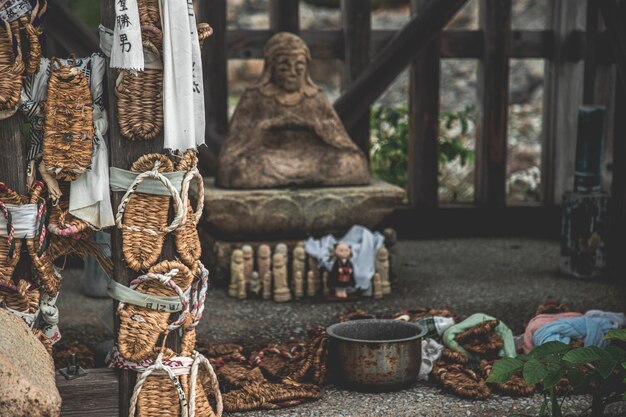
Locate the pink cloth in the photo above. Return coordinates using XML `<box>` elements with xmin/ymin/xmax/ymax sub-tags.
<box><xmin>523</xmin><ymin>312</ymin><xmax>583</xmax><ymax>353</ymax></box>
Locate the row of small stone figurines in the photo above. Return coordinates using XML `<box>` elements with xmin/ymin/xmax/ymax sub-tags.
<box><xmin>227</xmin><ymin>242</ymin><xmax>392</xmax><ymax>302</ymax></box>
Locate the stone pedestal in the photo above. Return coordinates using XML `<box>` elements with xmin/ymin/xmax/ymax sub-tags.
<box><xmin>201</xmin><ymin>178</ymin><xmax>404</xmax><ymax>240</ymax></box>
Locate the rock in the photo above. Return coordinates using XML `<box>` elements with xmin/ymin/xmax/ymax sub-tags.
<box><xmin>217</xmin><ymin>33</ymin><xmax>369</xmax><ymax>189</ymax></box>
<box><xmin>202</xmin><ymin>178</ymin><xmax>404</xmax><ymax>240</ymax></box>
<box><xmin>0</xmin><ymin>309</ymin><xmax>61</xmax><ymax>417</ymax></box>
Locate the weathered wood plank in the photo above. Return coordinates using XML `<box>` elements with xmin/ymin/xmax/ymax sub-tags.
<box><xmin>541</xmin><ymin>0</ymin><xmax>586</xmax><ymax>205</ymax></box>
<box><xmin>475</xmin><ymin>0</ymin><xmax>511</xmax><ymax>206</ymax></box>
<box><xmin>341</xmin><ymin>0</ymin><xmax>371</xmax><ymax>156</ymax></box>
<box><xmin>0</xmin><ymin>114</ymin><xmax>28</xmax><ymax>194</ymax></box>
<box><xmin>408</xmin><ymin>0</ymin><xmax>440</xmax><ymax>208</ymax></box>
<box><xmin>57</xmin><ymin>369</ymin><xmax>119</xmax><ymax>417</ymax></box>
<box><xmin>583</xmin><ymin>0</ymin><xmax>599</xmax><ymax>103</ymax></box>
<box><xmin>198</xmin><ymin>0</ymin><xmax>228</xmax><ymax>171</ymax></box>
<box><xmin>224</xmin><ymin>29</ymin><xmax>555</xmax><ymax>60</ymax></box>
<box><xmin>270</xmin><ymin>0</ymin><xmax>300</xmax><ymax>34</ymax></box>
<box><xmin>334</xmin><ymin>0</ymin><xmax>468</xmax><ymax>133</ymax></box>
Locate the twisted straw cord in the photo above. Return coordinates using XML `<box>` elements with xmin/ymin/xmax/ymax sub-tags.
<box><xmin>189</xmin><ymin>351</ymin><xmax>223</xmax><ymax>417</ymax></box>
<box><xmin>180</xmin><ymin>167</ymin><xmax>204</xmax><ymax>225</ymax></box>
<box><xmin>115</xmin><ymin>161</ymin><xmax>185</xmax><ymax>235</ymax></box>
<box><xmin>128</xmin><ymin>353</ymin><xmax>189</xmax><ymax>417</ymax></box>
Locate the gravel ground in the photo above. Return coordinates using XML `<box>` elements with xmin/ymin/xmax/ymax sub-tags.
<box><xmin>56</xmin><ymin>238</ymin><xmax>626</xmax><ymax>416</ymax></box>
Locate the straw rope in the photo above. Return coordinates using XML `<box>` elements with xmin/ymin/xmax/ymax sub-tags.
<box><xmin>174</xmin><ymin>151</ymin><xmax>203</xmax><ymax>268</ymax></box>
<box><xmin>19</xmin><ymin>14</ymin><xmax>42</xmax><ymax>74</ymax></box>
<box><xmin>48</xmin><ymin>181</ymin><xmax>91</xmax><ymax>238</ymax></box>
<box><xmin>0</xmin><ymin>21</ymin><xmax>24</xmax><ymax>114</ymax></box>
<box><xmin>42</xmin><ymin>58</ymin><xmax>94</xmax><ymax>181</ymax></box>
<box><xmin>480</xmin><ymin>360</ymin><xmax>536</xmax><ymax>396</ymax></box>
<box><xmin>0</xmin><ymin>279</ymin><xmax>39</xmax><ymax>314</ymax></box>
<box><xmin>432</xmin><ymin>360</ymin><xmax>491</xmax><ymax>400</ymax></box>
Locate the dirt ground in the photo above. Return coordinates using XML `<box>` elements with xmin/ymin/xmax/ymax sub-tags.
<box><xmin>56</xmin><ymin>238</ymin><xmax>626</xmax><ymax>416</ymax></box>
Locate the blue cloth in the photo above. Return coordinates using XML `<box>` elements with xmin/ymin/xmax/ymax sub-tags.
<box><xmin>533</xmin><ymin>316</ymin><xmax>614</xmax><ymax>348</ymax></box>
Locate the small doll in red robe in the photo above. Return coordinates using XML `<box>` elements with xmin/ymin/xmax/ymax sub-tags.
<box><xmin>329</xmin><ymin>242</ymin><xmax>355</xmax><ymax>298</ymax></box>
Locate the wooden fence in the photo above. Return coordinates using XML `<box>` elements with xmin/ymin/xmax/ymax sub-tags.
<box><xmin>42</xmin><ymin>0</ymin><xmax>626</xmax><ymax>243</ymax></box>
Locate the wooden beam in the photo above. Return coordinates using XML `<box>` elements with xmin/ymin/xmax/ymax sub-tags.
<box><xmin>100</xmin><ymin>1</ymin><xmax>180</xmax><ymax>415</ymax></box>
<box><xmin>198</xmin><ymin>0</ymin><xmax>228</xmax><ymax>171</ymax></box>
<box><xmin>541</xmin><ymin>0</ymin><xmax>586</xmax><ymax>205</ymax></box>
<box><xmin>583</xmin><ymin>0</ymin><xmax>599</xmax><ymax>103</ymax></box>
<box><xmin>269</xmin><ymin>0</ymin><xmax>300</xmax><ymax>34</ymax></box>
<box><xmin>0</xmin><ymin>115</ymin><xmax>28</xmax><ymax>194</ymax></box>
<box><xmin>341</xmin><ymin>0</ymin><xmax>371</xmax><ymax>157</ymax></box>
<box><xmin>333</xmin><ymin>0</ymin><xmax>468</xmax><ymax>133</ymax></box>
<box><xmin>57</xmin><ymin>369</ymin><xmax>119</xmax><ymax>417</ymax></box>
<box><xmin>599</xmin><ymin>0</ymin><xmax>626</xmax><ymax>94</ymax></box>
<box><xmin>408</xmin><ymin>0</ymin><xmax>440</xmax><ymax>208</ymax></box>
<box><xmin>475</xmin><ymin>0</ymin><xmax>511</xmax><ymax>206</ymax></box>
<box><xmin>225</xmin><ymin>29</ymin><xmax>556</xmax><ymax>60</ymax></box>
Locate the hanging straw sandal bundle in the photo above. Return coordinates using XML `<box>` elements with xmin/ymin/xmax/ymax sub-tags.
<box><xmin>0</xmin><ymin>0</ymin><xmax>45</xmax><ymax>116</ymax></box>
<box><xmin>42</xmin><ymin>57</ymin><xmax>94</xmax><ymax>181</ymax></box>
<box><xmin>47</xmin><ymin>181</ymin><xmax>91</xmax><ymax>239</ymax></box>
<box><xmin>115</xmin><ymin>0</ymin><xmax>213</xmax><ymax>141</ymax></box>
<box><xmin>114</xmin><ymin>260</ymin><xmax>221</xmax><ymax>417</ymax></box>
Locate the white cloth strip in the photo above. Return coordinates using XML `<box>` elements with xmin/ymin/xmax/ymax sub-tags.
<box><xmin>107</xmin><ymin>279</ymin><xmax>191</xmax><ymax>313</ymax></box>
<box><xmin>111</xmin><ymin>346</ymin><xmax>194</xmax><ymax>376</ymax></box>
<box><xmin>109</xmin><ymin>167</ymin><xmax>185</xmax><ymax>196</ymax></box>
<box><xmin>0</xmin><ymin>204</ymin><xmax>39</xmax><ymax>238</ymax></box>
<box><xmin>69</xmin><ymin>53</ymin><xmax>116</xmax><ymax>229</ymax></box>
<box><xmin>0</xmin><ymin>0</ymin><xmax>32</xmax><ymax>22</ymax></box>
<box><xmin>99</xmin><ymin>25</ymin><xmax>163</xmax><ymax>70</ymax></box>
<box><xmin>110</xmin><ymin>0</ymin><xmax>144</xmax><ymax>70</ymax></box>
<box><xmin>158</xmin><ymin>0</ymin><xmax>205</xmax><ymax>151</ymax></box>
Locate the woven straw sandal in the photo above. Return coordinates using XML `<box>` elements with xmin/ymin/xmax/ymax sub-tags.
<box><xmin>174</xmin><ymin>151</ymin><xmax>203</xmax><ymax>268</ymax></box>
<box><xmin>0</xmin><ymin>182</ymin><xmax>27</xmax><ymax>282</ymax></box>
<box><xmin>461</xmin><ymin>332</ymin><xmax>504</xmax><ymax>355</ymax></box>
<box><xmin>42</xmin><ymin>58</ymin><xmax>94</xmax><ymax>181</ymax></box>
<box><xmin>118</xmin><ymin>153</ymin><xmax>184</xmax><ymax>272</ymax></box>
<box><xmin>118</xmin><ymin>260</ymin><xmax>194</xmax><ymax>362</ymax></box>
<box><xmin>0</xmin><ymin>21</ymin><xmax>24</xmax><ymax>118</ymax></box>
<box><xmin>455</xmin><ymin>320</ymin><xmax>500</xmax><ymax>343</ymax></box>
<box><xmin>432</xmin><ymin>360</ymin><xmax>491</xmax><ymax>400</ymax></box>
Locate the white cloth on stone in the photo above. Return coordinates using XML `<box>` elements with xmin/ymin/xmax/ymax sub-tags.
<box><xmin>110</xmin><ymin>0</ymin><xmax>144</xmax><ymax>70</ymax></box>
<box><xmin>68</xmin><ymin>54</ymin><xmax>115</xmax><ymax>229</ymax></box>
<box><xmin>158</xmin><ymin>0</ymin><xmax>205</xmax><ymax>151</ymax></box>
<box><xmin>305</xmin><ymin>225</ymin><xmax>385</xmax><ymax>290</ymax></box>
<box><xmin>418</xmin><ymin>338</ymin><xmax>444</xmax><ymax>381</ymax></box>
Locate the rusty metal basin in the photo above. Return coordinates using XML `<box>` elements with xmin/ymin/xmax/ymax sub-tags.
<box><xmin>327</xmin><ymin>319</ymin><xmax>425</xmax><ymax>392</ymax></box>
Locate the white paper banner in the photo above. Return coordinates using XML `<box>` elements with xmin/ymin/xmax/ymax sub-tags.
<box><xmin>110</xmin><ymin>0</ymin><xmax>144</xmax><ymax>70</ymax></box>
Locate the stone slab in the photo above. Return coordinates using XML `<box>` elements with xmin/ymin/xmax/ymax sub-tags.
<box><xmin>201</xmin><ymin>178</ymin><xmax>405</xmax><ymax>240</ymax></box>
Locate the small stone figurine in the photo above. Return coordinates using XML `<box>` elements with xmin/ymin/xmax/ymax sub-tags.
<box><xmin>257</xmin><ymin>244</ymin><xmax>272</xmax><ymax>284</ymax></box>
<box><xmin>229</xmin><ymin>249</ymin><xmax>244</xmax><ymax>298</ymax></box>
<box><xmin>308</xmin><ymin>256</ymin><xmax>321</xmax><ymax>293</ymax></box>
<box><xmin>262</xmin><ymin>271</ymin><xmax>272</xmax><ymax>300</ymax></box>
<box><xmin>292</xmin><ymin>245</ymin><xmax>306</xmax><ymax>292</ymax></box>
<box><xmin>329</xmin><ymin>242</ymin><xmax>355</xmax><ymax>299</ymax></box>
<box><xmin>242</xmin><ymin>245</ymin><xmax>254</xmax><ymax>291</ymax></box>
<box><xmin>373</xmin><ymin>272</ymin><xmax>383</xmax><ymax>299</ymax></box>
<box><xmin>273</xmin><ymin>253</ymin><xmax>291</xmax><ymax>302</ymax></box>
<box><xmin>306</xmin><ymin>270</ymin><xmax>316</xmax><ymax>297</ymax></box>
<box><xmin>376</xmin><ymin>246</ymin><xmax>391</xmax><ymax>295</ymax></box>
<box><xmin>250</xmin><ymin>271</ymin><xmax>261</xmax><ymax>297</ymax></box>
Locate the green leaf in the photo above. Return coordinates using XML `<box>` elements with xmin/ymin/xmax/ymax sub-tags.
<box><xmin>589</xmin><ymin>346</ymin><xmax>618</xmax><ymax>378</ymax></box>
<box><xmin>606</xmin><ymin>346</ymin><xmax>626</xmax><ymax>362</ymax></box>
<box><xmin>531</xmin><ymin>341</ymin><xmax>570</xmax><ymax>359</ymax></box>
<box><xmin>604</xmin><ymin>329</ymin><xmax>626</xmax><ymax>342</ymax></box>
<box><xmin>486</xmin><ymin>358</ymin><xmax>525</xmax><ymax>383</ymax></box>
<box><xmin>563</xmin><ymin>346</ymin><xmax>601</xmax><ymax>364</ymax></box>
<box><xmin>524</xmin><ymin>358</ymin><xmax>548</xmax><ymax>386</ymax></box>
<box><xmin>567</xmin><ymin>369</ymin><xmax>590</xmax><ymax>391</ymax></box>
<box><xmin>542</xmin><ymin>362</ymin><xmax>565</xmax><ymax>390</ymax></box>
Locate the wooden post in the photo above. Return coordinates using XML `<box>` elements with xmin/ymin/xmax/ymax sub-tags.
<box><xmin>0</xmin><ymin>115</ymin><xmax>28</xmax><ymax>194</ymax></box>
<box><xmin>583</xmin><ymin>0</ymin><xmax>598</xmax><ymax>104</ymax></box>
<box><xmin>541</xmin><ymin>0</ymin><xmax>586</xmax><ymax>205</ymax></box>
<box><xmin>269</xmin><ymin>0</ymin><xmax>300</xmax><ymax>34</ymax></box>
<box><xmin>408</xmin><ymin>0</ymin><xmax>440</xmax><ymax>208</ymax></box>
<box><xmin>198</xmin><ymin>0</ymin><xmax>228</xmax><ymax>171</ymax></box>
<box><xmin>341</xmin><ymin>0</ymin><xmax>371</xmax><ymax>157</ymax></box>
<box><xmin>100</xmin><ymin>2</ymin><xmax>179</xmax><ymax>416</ymax></box>
<box><xmin>334</xmin><ymin>0</ymin><xmax>468</xmax><ymax>134</ymax></box>
<box><xmin>475</xmin><ymin>0</ymin><xmax>511</xmax><ymax>207</ymax></box>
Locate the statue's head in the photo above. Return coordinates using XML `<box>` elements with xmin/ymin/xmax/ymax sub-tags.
<box><xmin>260</xmin><ymin>32</ymin><xmax>316</xmax><ymax>95</ymax></box>
<box><xmin>334</xmin><ymin>242</ymin><xmax>352</xmax><ymax>260</ymax></box>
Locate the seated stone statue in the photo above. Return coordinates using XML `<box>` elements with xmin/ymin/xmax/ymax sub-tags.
<box><xmin>217</xmin><ymin>32</ymin><xmax>370</xmax><ymax>189</ymax></box>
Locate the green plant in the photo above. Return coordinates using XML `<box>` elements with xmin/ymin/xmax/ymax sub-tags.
<box><xmin>369</xmin><ymin>104</ymin><xmax>475</xmax><ymax>190</ymax></box>
<box><xmin>486</xmin><ymin>329</ymin><xmax>626</xmax><ymax>417</ymax></box>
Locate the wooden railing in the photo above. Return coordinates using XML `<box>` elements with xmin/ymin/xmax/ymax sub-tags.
<box><xmin>196</xmin><ymin>0</ymin><xmax>621</xmax><ymax>238</ymax></box>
